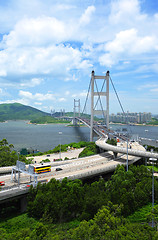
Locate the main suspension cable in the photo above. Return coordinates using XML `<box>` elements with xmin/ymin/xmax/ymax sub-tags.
<box><xmin>110</xmin><ymin>75</ymin><xmax>132</xmax><ymax>134</ymax></box>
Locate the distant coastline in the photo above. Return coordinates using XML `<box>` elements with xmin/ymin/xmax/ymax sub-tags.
<box><xmin>2</xmin><ymin>120</ymin><xmax>158</xmax><ymax>127</ymax></box>
<box><xmin>110</xmin><ymin>122</ymin><xmax>158</xmax><ymax>127</ymax></box>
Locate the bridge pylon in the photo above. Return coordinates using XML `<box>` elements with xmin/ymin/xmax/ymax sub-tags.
<box><xmin>90</xmin><ymin>70</ymin><xmax>109</xmax><ymax>141</ymax></box>
<box><xmin>73</xmin><ymin>99</ymin><xmax>80</xmax><ymax>125</ymax></box>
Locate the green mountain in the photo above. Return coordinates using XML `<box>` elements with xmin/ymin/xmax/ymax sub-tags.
<box><xmin>0</xmin><ymin>103</ymin><xmax>50</xmax><ymax>121</ymax></box>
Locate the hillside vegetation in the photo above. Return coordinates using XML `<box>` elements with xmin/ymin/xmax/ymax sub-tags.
<box><xmin>147</xmin><ymin>117</ymin><xmax>158</xmax><ymax>125</ymax></box>
<box><xmin>0</xmin><ymin>103</ymin><xmax>49</xmax><ymax>121</ymax></box>
<box><xmin>30</xmin><ymin>116</ymin><xmax>71</xmax><ymax>124</ymax></box>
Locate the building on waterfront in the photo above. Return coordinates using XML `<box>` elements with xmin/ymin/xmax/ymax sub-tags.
<box><xmin>109</xmin><ymin>112</ymin><xmax>151</xmax><ymax>124</ymax></box>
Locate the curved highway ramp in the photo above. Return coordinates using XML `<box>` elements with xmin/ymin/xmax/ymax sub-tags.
<box><xmin>96</xmin><ymin>138</ymin><xmax>158</xmax><ymax>159</ymax></box>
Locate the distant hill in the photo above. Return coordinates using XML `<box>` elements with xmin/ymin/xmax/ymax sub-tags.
<box><xmin>0</xmin><ymin>103</ymin><xmax>50</xmax><ymax>121</ymax></box>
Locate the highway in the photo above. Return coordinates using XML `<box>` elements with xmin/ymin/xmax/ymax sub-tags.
<box><xmin>0</xmin><ymin>150</ymin><xmax>140</xmax><ymax>196</ymax></box>
<box><xmin>1</xmin><ymin>137</ymin><xmax>154</xmax><ymax>200</ymax></box>
<box><xmin>96</xmin><ymin>138</ymin><xmax>158</xmax><ymax>159</ymax></box>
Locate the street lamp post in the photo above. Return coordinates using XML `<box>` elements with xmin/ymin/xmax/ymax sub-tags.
<box><xmin>126</xmin><ymin>136</ymin><xmax>129</xmax><ymax>172</ymax></box>
<box><xmin>59</xmin><ymin>132</ymin><xmax>62</xmax><ymax>159</ymax></box>
<box><xmin>149</xmin><ymin>153</ymin><xmax>157</xmax><ymax>228</ymax></box>
<box><xmin>145</xmin><ymin>145</ymin><xmax>147</xmax><ymax>166</ymax></box>
<box><xmin>17</xmin><ymin>151</ymin><xmax>20</xmax><ymax>185</ymax></box>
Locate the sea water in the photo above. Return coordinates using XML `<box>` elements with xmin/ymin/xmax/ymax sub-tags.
<box><xmin>0</xmin><ymin>121</ymin><xmax>157</xmax><ymax>152</ymax></box>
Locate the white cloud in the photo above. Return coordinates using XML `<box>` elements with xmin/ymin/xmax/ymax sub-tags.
<box><xmin>34</xmin><ymin>102</ymin><xmax>42</xmax><ymax>105</ymax></box>
<box><xmin>150</xmin><ymin>88</ymin><xmax>158</xmax><ymax>92</ymax></box>
<box><xmin>99</xmin><ymin>28</ymin><xmax>158</xmax><ymax>67</ymax></box>
<box><xmin>79</xmin><ymin>91</ymin><xmax>87</xmax><ymax>97</ymax></box>
<box><xmin>79</xmin><ymin>6</ymin><xmax>95</xmax><ymax>25</ymax></box>
<box><xmin>19</xmin><ymin>90</ymin><xmax>33</xmax><ymax>99</ymax></box>
<box><xmin>0</xmin><ymin>69</ymin><xmax>7</xmax><ymax>77</ymax></box>
<box><xmin>58</xmin><ymin>98</ymin><xmax>66</xmax><ymax>102</ymax></box>
<box><xmin>65</xmin><ymin>74</ymin><xmax>78</xmax><ymax>82</ymax></box>
<box><xmin>0</xmin><ymin>44</ymin><xmax>91</xmax><ymax>78</ymax></box>
<box><xmin>71</xmin><ymin>90</ymin><xmax>87</xmax><ymax>98</ymax></box>
<box><xmin>19</xmin><ymin>90</ymin><xmax>55</xmax><ymax>101</ymax></box>
<box><xmin>65</xmin><ymin>91</ymin><xmax>70</xmax><ymax>96</ymax></box>
<box><xmin>55</xmin><ymin>4</ymin><xmax>76</xmax><ymax>11</ymax></box>
<box><xmin>2</xmin><ymin>16</ymin><xmax>69</xmax><ymax>48</ymax></box>
<box><xmin>138</xmin><ymin>83</ymin><xmax>158</xmax><ymax>90</ymax></box>
<box><xmin>20</xmin><ymin>78</ymin><xmax>44</xmax><ymax>87</ymax></box>
<box><xmin>35</xmin><ymin>93</ymin><xmax>56</xmax><ymax>101</ymax></box>
<box><xmin>109</xmin><ymin>0</ymin><xmax>146</xmax><ymax>25</ymax></box>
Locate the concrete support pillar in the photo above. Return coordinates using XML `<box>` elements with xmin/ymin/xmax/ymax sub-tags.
<box><xmin>113</xmin><ymin>152</ymin><xmax>118</xmax><ymax>159</ymax></box>
<box><xmin>73</xmin><ymin>99</ymin><xmax>76</xmax><ymax>125</ymax></box>
<box><xmin>18</xmin><ymin>171</ymin><xmax>20</xmax><ymax>185</ymax></box>
<box><xmin>78</xmin><ymin>99</ymin><xmax>81</xmax><ymax>126</ymax></box>
<box><xmin>20</xmin><ymin>196</ymin><xmax>27</xmax><ymax>213</ymax></box>
<box><xmin>73</xmin><ymin>99</ymin><xmax>80</xmax><ymax>125</ymax></box>
<box><xmin>14</xmin><ymin>170</ymin><xmax>17</xmax><ymax>182</ymax></box>
<box><xmin>11</xmin><ymin>168</ymin><xmax>13</xmax><ymax>182</ymax></box>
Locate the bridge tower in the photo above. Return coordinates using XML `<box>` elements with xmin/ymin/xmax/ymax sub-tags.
<box><xmin>73</xmin><ymin>99</ymin><xmax>80</xmax><ymax>125</ymax></box>
<box><xmin>90</xmin><ymin>70</ymin><xmax>109</xmax><ymax>141</ymax></box>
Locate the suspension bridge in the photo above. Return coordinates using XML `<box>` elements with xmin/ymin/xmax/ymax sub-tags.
<box><xmin>72</xmin><ymin>70</ymin><xmax>158</xmax><ymax>159</ymax></box>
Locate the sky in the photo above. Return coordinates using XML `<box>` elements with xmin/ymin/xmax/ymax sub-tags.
<box><xmin>0</xmin><ymin>0</ymin><xmax>158</xmax><ymax>115</ymax></box>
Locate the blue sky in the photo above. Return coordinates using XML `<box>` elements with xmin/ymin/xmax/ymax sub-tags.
<box><xmin>0</xmin><ymin>0</ymin><xmax>158</xmax><ymax>114</ymax></box>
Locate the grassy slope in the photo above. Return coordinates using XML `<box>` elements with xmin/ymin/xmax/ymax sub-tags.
<box><xmin>127</xmin><ymin>204</ymin><xmax>158</xmax><ymax>223</ymax></box>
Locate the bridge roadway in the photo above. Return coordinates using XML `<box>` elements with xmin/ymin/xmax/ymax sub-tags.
<box><xmin>0</xmin><ymin>150</ymin><xmax>141</xmax><ymax>202</ymax></box>
<box><xmin>76</xmin><ymin>117</ymin><xmax>129</xmax><ymax>141</ymax></box>
<box><xmin>76</xmin><ymin>117</ymin><xmax>158</xmax><ymax>159</ymax></box>
<box><xmin>96</xmin><ymin>137</ymin><xmax>158</xmax><ymax>159</ymax></box>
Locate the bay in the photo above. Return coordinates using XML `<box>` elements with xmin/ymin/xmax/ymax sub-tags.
<box><xmin>0</xmin><ymin>121</ymin><xmax>158</xmax><ymax>152</ymax></box>
<box><xmin>0</xmin><ymin>121</ymin><xmax>90</xmax><ymax>152</ymax></box>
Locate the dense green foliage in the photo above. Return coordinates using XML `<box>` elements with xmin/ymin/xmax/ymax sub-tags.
<box><xmin>147</xmin><ymin>118</ymin><xmax>158</xmax><ymax>125</ymax></box>
<box><xmin>30</xmin><ymin>116</ymin><xmax>71</xmax><ymax>124</ymax></box>
<box><xmin>0</xmin><ymin>214</ymin><xmax>38</xmax><ymax>240</ymax></box>
<box><xmin>106</xmin><ymin>138</ymin><xmax>117</xmax><ymax>146</ymax></box>
<box><xmin>144</xmin><ymin>145</ymin><xmax>158</xmax><ymax>153</ymax></box>
<box><xmin>107</xmin><ymin>165</ymin><xmax>158</xmax><ymax>217</ymax></box>
<box><xmin>27</xmin><ymin>165</ymin><xmax>158</xmax><ymax>222</ymax></box>
<box><xmin>0</xmin><ymin>139</ymin><xmax>28</xmax><ymax>167</ymax></box>
<box><xmin>67</xmin><ymin>207</ymin><xmax>155</xmax><ymax>240</ymax></box>
<box><xmin>128</xmin><ymin>204</ymin><xmax>158</xmax><ymax>223</ymax></box>
<box><xmin>0</xmin><ymin>207</ymin><xmax>157</xmax><ymax>240</ymax></box>
<box><xmin>0</xmin><ymin>103</ymin><xmax>49</xmax><ymax>121</ymax></box>
<box><xmin>40</xmin><ymin>159</ymin><xmax>50</xmax><ymax>163</ymax></box>
<box><xmin>78</xmin><ymin>142</ymin><xmax>100</xmax><ymax>158</ymax></box>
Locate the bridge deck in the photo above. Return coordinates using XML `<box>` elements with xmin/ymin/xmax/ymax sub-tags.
<box><xmin>0</xmin><ymin>151</ymin><xmax>141</xmax><ymax>201</ymax></box>
<box><xmin>96</xmin><ymin>138</ymin><xmax>158</xmax><ymax>159</ymax></box>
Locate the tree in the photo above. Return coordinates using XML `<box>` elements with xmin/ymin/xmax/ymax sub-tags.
<box><xmin>29</xmin><ymin>222</ymin><xmax>48</xmax><ymax>240</ymax></box>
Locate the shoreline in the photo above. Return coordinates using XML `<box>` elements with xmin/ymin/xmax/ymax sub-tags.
<box><xmin>110</xmin><ymin>122</ymin><xmax>158</xmax><ymax>127</ymax></box>
<box><xmin>1</xmin><ymin>120</ymin><xmax>158</xmax><ymax>127</ymax></box>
